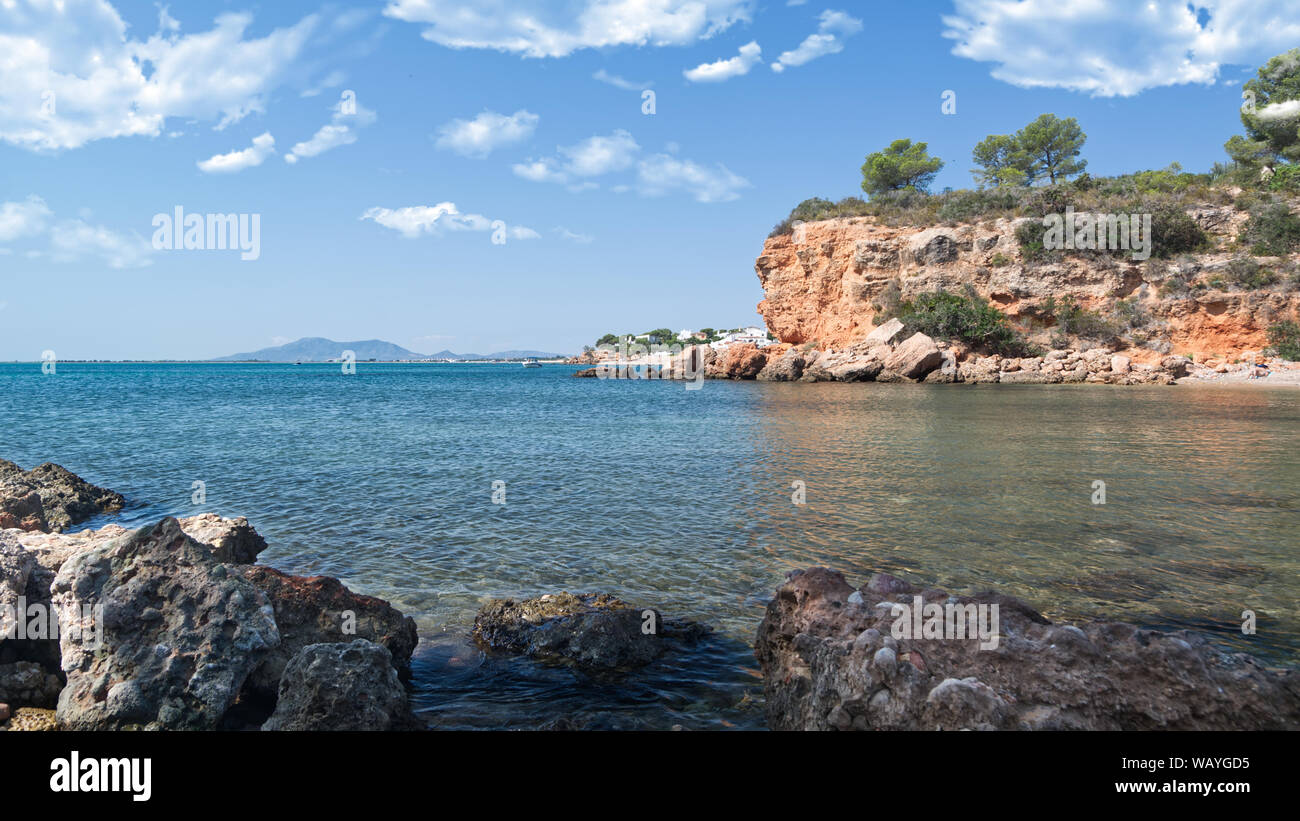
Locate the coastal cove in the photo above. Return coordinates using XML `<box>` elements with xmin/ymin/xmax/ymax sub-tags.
<box><xmin>2</xmin><ymin>362</ymin><xmax>1297</xmax><ymax>729</ymax></box>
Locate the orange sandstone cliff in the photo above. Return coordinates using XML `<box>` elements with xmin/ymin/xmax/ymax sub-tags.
<box><xmin>755</xmin><ymin>207</ymin><xmax>1300</xmax><ymax>362</ymax></box>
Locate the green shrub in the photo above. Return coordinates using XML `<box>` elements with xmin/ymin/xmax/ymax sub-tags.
<box><xmin>1146</xmin><ymin>201</ymin><xmax>1208</xmax><ymax>257</ymax></box>
<box><xmin>1267</xmin><ymin>164</ymin><xmax>1300</xmax><ymax>193</ymax></box>
<box><xmin>936</xmin><ymin>187</ymin><xmax>1021</xmax><ymax>223</ymax></box>
<box><xmin>887</xmin><ymin>288</ymin><xmax>1035</xmax><ymax>356</ymax></box>
<box><xmin>1015</xmin><ymin>218</ymin><xmax>1062</xmax><ymax>262</ymax></box>
<box><xmin>1043</xmin><ymin>296</ymin><xmax>1119</xmax><ymax>346</ymax></box>
<box><xmin>1112</xmin><ymin>297</ymin><xmax>1149</xmax><ymax>329</ymax></box>
<box><xmin>1224</xmin><ymin>257</ymin><xmax>1277</xmax><ymax>289</ymax></box>
<box><xmin>1266</xmin><ymin>320</ymin><xmax>1300</xmax><ymax>360</ymax></box>
<box><xmin>870</xmin><ymin>280</ymin><xmax>903</xmax><ymax>320</ymax></box>
<box><xmin>1242</xmin><ymin>203</ymin><xmax>1300</xmax><ymax>255</ymax></box>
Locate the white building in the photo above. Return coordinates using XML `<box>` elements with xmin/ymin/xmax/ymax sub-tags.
<box><xmin>710</xmin><ymin>326</ymin><xmax>773</xmax><ymax>349</ymax></box>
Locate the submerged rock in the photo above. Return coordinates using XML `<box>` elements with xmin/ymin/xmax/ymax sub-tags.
<box><xmin>473</xmin><ymin>592</ymin><xmax>710</xmax><ymax>672</ymax></box>
<box><xmin>262</xmin><ymin>639</ymin><xmax>416</xmax><ymax>731</ymax></box>
<box><xmin>755</xmin><ymin>567</ymin><xmax>1300</xmax><ymax>731</ymax></box>
<box><xmin>51</xmin><ymin>518</ymin><xmax>281</xmax><ymax>730</ymax></box>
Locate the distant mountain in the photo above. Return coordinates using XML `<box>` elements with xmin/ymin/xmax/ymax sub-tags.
<box><xmin>213</xmin><ymin>337</ymin><xmax>563</xmax><ymax>362</ymax></box>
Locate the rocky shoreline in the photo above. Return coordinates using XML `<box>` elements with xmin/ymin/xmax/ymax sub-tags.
<box><xmin>4</xmin><ymin>461</ymin><xmax>1296</xmax><ymax>730</ymax></box>
<box><xmin>573</xmin><ymin>319</ymin><xmax>1205</xmax><ymax>385</ymax></box>
<box><xmin>1</xmin><ymin>459</ymin><xmax>420</xmax><ymax>731</ymax></box>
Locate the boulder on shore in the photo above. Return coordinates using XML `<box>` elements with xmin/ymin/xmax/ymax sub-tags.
<box><xmin>237</xmin><ymin>564</ymin><xmax>418</xmax><ymax>698</ymax></box>
<box><xmin>755</xmin><ymin>567</ymin><xmax>1300</xmax><ymax>731</ymax></box>
<box><xmin>473</xmin><ymin>592</ymin><xmax>710</xmax><ymax>672</ymax></box>
<box><xmin>51</xmin><ymin>518</ymin><xmax>281</xmax><ymax>730</ymax></box>
<box><xmin>261</xmin><ymin>639</ymin><xmax>416</xmax><ymax>731</ymax></box>
<box><xmin>883</xmin><ymin>332</ymin><xmax>944</xmax><ymax>380</ymax></box>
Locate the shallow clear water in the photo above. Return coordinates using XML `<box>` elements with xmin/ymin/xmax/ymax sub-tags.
<box><xmin>2</xmin><ymin>363</ymin><xmax>1296</xmax><ymax>729</ymax></box>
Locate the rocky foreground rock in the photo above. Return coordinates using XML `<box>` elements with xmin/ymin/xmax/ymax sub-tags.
<box><xmin>0</xmin><ymin>459</ymin><xmax>124</xmax><ymax>533</ymax></box>
<box><xmin>0</xmin><ymin>463</ymin><xmax>421</xmax><ymax>731</ymax></box>
<box><xmin>755</xmin><ymin>567</ymin><xmax>1300</xmax><ymax>731</ymax></box>
<box><xmin>262</xmin><ymin>639</ymin><xmax>416</xmax><ymax>731</ymax></box>
<box><xmin>474</xmin><ymin>592</ymin><xmax>710</xmax><ymax>672</ymax></box>
<box><xmin>51</xmin><ymin>518</ymin><xmax>282</xmax><ymax>730</ymax></box>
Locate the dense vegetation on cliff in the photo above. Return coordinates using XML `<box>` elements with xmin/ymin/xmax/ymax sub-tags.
<box><xmin>768</xmin><ymin>48</ymin><xmax>1300</xmax><ymax>361</ymax></box>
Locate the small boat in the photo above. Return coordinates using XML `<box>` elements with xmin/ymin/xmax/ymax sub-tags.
<box><xmin>521</xmin><ymin>358</ymin><xmax>542</xmax><ymax>368</ymax></box>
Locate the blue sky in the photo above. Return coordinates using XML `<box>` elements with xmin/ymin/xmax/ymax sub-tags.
<box><xmin>1</xmin><ymin>0</ymin><xmax>1298</xmax><ymax>359</ymax></box>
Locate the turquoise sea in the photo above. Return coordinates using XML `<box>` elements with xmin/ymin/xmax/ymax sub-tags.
<box><xmin>2</xmin><ymin>362</ymin><xmax>1297</xmax><ymax>729</ymax></box>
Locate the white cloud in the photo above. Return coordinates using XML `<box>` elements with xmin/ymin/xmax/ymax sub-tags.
<box><xmin>49</xmin><ymin>219</ymin><xmax>153</xmax><ymax>268</ymax></box>
<box><xmin>942</xmin><ymin>0</ymin><xmax>1300</xmax><ymax>97</ymax></box>
<box><xmin>285</xmin><ymin>98</ymin><xmax>377</xmax><ymax>164</ymax></box>
<box><xmin>593</xmin><ymin>69</ymin><xmax>652</xmax><ymax>90</ymax></box>
<box><xmin>770</xmin><ymin>10</ymin><xmax>861</xmax><ymax>73</ymax></box>
<box><xmin>684</xmin><ymin>40</ymin><xmax>762</xmax><ymax>82</ymax></box>
<box><xmin>555</xmin><ymin>226</ymin><xmax>594</xmax><ymax>243</ymax></box>
<box><xmin>197</xmin><ymin>132</ymin><xmax>276</xmax><ymax>173</ymax></box>
<box><xmin>383</xmin><ymin>0</ymin><xmax>752</xmax><ymax>57</ymax></box>
<box><xmin>637</xmin><ymin>154</ymin><xmax>751</xmax><ymax>202</ymax></box>
<box><xmin>513</xmin><ymin>129</ymin><xmax>640</xmax><ymax>185</ymax></box>
<box><xmin>434</xmin><ymin>109</ymin><xmax>539</xmax><ymax>158</ymax></box>
<box><xmin>0</xmin><ymin>0</ymin><xmax>319</xmax><ymax>150</ymax></box>
<box><xmin>516</xmin><ymin>130</ymin><xmax>748</xmax><ymax>201</ymax></box>
<box><xmin>0</xmin><ymin>196</ymin><xmax>53</xmax><ymax>242</ymax></box>
<box><xmin>511</xmin><ymin>159</ymin><xmax>568</xmax><ymax>184</ymax></box>
<box><xmin>0</xmin><ymin>194</ymin><xmax>150</xmax><ymax>267</ymax></box>
<box><xmin>301</xmin><ymin>69</ymin><xmax>347</xmax><ymax>97</ymax></box>
<box><xmin>360</xmin><ymin>202</ymin><xmax>539</xmax><ymax>240</ymax></box>
<box><xmin>563</xmin><ymin>130</ymin><xmax>641</xmax><ymax>176</ymax></box>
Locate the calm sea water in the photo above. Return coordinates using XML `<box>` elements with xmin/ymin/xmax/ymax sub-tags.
<box><xmin>2</xmin><ymin>363</ymin><xmax>1297</xmax><ymax>729</ymax></box>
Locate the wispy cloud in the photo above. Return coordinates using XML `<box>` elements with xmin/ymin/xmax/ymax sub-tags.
<box><xmin>593</xmin><ymin>69</ymin><xmax>652</xmax><ymax>90</ymax></box>
<box><xmin>1</xmin><ymin>194</ymin><xmax>151</xmax><ymax>268</ymax></box>
<box><xmin>360</xmin><ymin>202</ymin><xmax>539</xmax><ymax>240</ymax></box>
<box><xmin>685</xmin><ymin>41</ymin><xmax>762</xmax><ymax>82</ymax></box>
<box><xmin>771</xmin><ymin>10</ymin><xmax>862</xmax><ymax>73</ymax></box>
<box><xmin>637</xmin><ymin>154</ymin><xmax>750</xmax><ymax>202</ymax></box>
<box><xmin>285</xmin><ymin>97</ymin><xmax>376</xmax><ymax>164</ymax></box>
<box><xmin>513</xmin><ymin>130</ymin><xmax>641</xmax><ymax>188</ymax></box>
<box><xmin>197</xmin><ymin>132</ymin><xmax>276</xmax><ymax>173</ymax></box>
<box><xmin>382</xmin><ymin>0</ymin><xmax>752</xmax><ymax>58</ymax></box>
<box><xmin>554</xmin><ymin>227</ymin><xmax>594</xmax><ymax>244</ymax></box>
<box><xmin>434</xmin><ymin>109</ymin><xmax>539</xmax><ymax>158</ymax></box>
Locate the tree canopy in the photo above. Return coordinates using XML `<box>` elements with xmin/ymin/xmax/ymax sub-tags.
<box><xmin>1012</xmin><ymin>114</ymin><xmax>1087</xmax><ymax>184</ymax></box>
<box><xmin>970</xmin><ymin>134</ymin><xmax>1029</xmax><ymax>188</ymax></box>
<box><xmin>861</xmin><ymin>139</ymin><xmax>944</xmax><ymax>195</ymax></box>
<box><xmin>1228</xmin><ymin>48</ymin><xmax>1300</xmax><ymax>166</ymax></box>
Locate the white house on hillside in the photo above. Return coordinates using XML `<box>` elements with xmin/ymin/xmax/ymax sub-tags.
<box><xmin>711</xmin><ymin>326</ymin><xmax>773</xmax><ymax>349</ymax></box>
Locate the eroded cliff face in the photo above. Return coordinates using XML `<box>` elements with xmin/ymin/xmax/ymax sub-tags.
<box><xmin>755</xmin><ymin>209</ymin><xmax>1300</xmax><ymax>361</ymax></box>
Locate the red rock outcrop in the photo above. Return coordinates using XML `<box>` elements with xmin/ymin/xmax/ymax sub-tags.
<box><xmin>755</xmin><ymin>212</ymin><xmax>1300</xmax><ymax>361</ymax></box>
